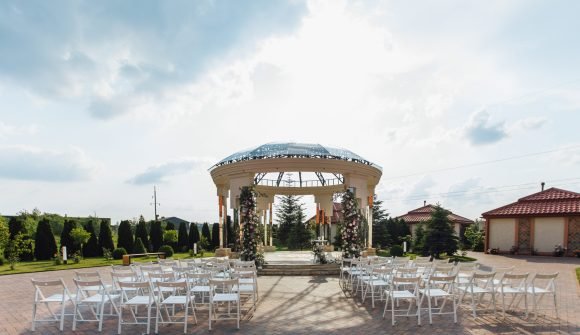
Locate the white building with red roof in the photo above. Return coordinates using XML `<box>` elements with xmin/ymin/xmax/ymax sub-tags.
<box><xmin>482</xmin><ymin>187</ymin><xmax>580</xmax><ymax>256</ymax></box>
<box><xmin>397</xmin><ymin>203</ymin><xmax>474</xmax><ymax>239</ymax></box>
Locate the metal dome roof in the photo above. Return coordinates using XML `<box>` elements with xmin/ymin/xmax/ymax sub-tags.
<box><xmin>210</xmin><ymin>142</ymin><xmax>381</xmax><ymax>170</ymax></box>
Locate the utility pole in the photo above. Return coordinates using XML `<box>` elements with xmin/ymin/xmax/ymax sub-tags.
<box><xmin>152</xmin><ymin>186</ymin><xmax>160</xmax><ymax>221</ymax></box>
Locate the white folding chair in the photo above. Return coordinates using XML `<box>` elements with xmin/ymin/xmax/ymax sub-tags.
<box><xmin>526</xmin><ymin>272</ymin><xmax>558</xmax><ymax>319</ymax></box>
<box><xmin>233</xmin><ymin>271</ymin><xmax>258</xmax><ymax>312</ymax></box>
<box><xmin>154</xmin><ymin>280</ymin><xmax>197</xmax><ymax>333</ymax></box>
<box><xmin>497</xmin><ymin>272</ymin><xmax>529</xmax><ymax>319</ymax></box>
<box><xmin>117</xmin><ymin>281</ymin><xmax>155</xmax><ymax>334</ymax></box>
<box><xmin>74</xmin><ymin>270</ymin><xmax>113</xmax><ymax>292</ymax></box>
<box><xmin>209</xmin><ymin>278</ymin><xmax>240</xmax><ymax>330</ymax></box>
<box><xmin>31</xmin><ymin>278</ymin><xmax>77</xmax><ymax>331</ymax></box>
<box><xmin>383</xmin><ymin>275</ymin><xmax>421</xmax><ymax>325</ymax></box>
<box><xmin>187</xmin><ymin>272</ymin><xmax>212</xmax><ymax>307</ymax></box>
<box><xmin>457</xmin><ymin>272</ymin><xmax>496</xmax><ymax>318</ymax></box>
<box><xmin>362</xmin><ymin>266</ymin><xmax>393</xmax><ymax>308</ymax></box>
<box><xmin>72</xmin><ymin>278</ymin><xmax>120</xmax><ymax>331</ymax></box>
<box><xmin>419</xmin><ymin>275</ymin><xmax>457</xmax><ymax>324</ymax></box>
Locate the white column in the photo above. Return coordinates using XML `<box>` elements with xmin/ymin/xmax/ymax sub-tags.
<box><xmin>218</xmin><ymin>195</ymin><xmax>224</xmax><ymax>249</ymax></box>
<box><xmin>263</xmin><ymin>210</ymin><xmax>267</xmax><ymax>246</ymax></box>
<box><xmin>269</xmin><ymin>203</ymin><xmax>273</xmax><ymax>246</ymax></box>
<box><xmin>368</xmin><ymin>205</ymin><xmax>373</xmax><ymax>248</ymax></box>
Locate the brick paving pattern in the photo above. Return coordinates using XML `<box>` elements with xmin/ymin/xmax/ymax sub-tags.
<box><xmin>0</xmin><ymin>252</ymin><xmax>578</xmax><ymax>335</ymax></box>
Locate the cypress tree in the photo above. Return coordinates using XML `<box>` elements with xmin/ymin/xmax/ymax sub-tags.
<box><xmin>188</xmin><ymin>223</ymin><xmax>200</xmax><ymax>249</ymax></box>
<box><xmin>177</xmin><ymin>222</ymin><xmax>189</xmax><ymax>252</ymax></box>
<box><xmin>133</xmin><ymin>237</ymin><xmax>147</xmax><ymax>254</ymax></box>
<box><xmin>135</xmin><ymin>216</ymin><xmax>149</xmax><ymax>252</ymax></box>
<box><xmin>424</xmin><ymin>205</ymin><xmax>459</xmax><ymax>258</ymax></box>
<box><xmin>117</xmin><ymin>220</ymin><xmax>134</xmax><ymax>253</ymax></box>
<box><xmin>83</xmin><ymin>219</ymin><xmax>100</xmax><ymax>257</ymax></box>
<box><xmin>211</xmin><ymin>222</ymin><xmax>220</xmax><ymax>250</ymax></box>
<box><xmin>165</xmin><ymin>221</ymin><xmax>175</xmax><ymax>231</ymax></box>
<box><xmin>98</xmin><ymin>219</ymin><xmax>115</xmax><ymax>256</ymax></box>
<box><xmin>34</xmin><ymin>218</ymin><xmax>57</xmax><ymax>260</ymax></box>
<box><xmin>8</xmin><ymin>216</ymin><xmax>27</xmax><ymax>239</ymax></box>
<box><xmin>371</xmin><ymin>196</ymin><xmax>391</xmax><ymax>249</ymax></box>
<box><xmin>60</xmin><ymin>219</ymin><xmax>79</xmax><ymax>255</ymax></box>
<box><xmin>201</xmin><ymin>223</ymin><xmax>211</xmax><ymax>250</ymax></box>
<box><xmin>225</xmin><ymin>215</ymin><xmax>234</xmax><ymax>248</ymax></box>
<box><xmin>275</xmin><ymin>194</ymin><xmax>301</xmax><ymax>246</ymax></box>
<box><xmin>149</xmin><ymin>220</ymin><xmax>163</xmax><ymax>252</ymax></box>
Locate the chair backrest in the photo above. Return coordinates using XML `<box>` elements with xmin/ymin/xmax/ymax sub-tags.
<box><xmin>458</xmin><ymin>262</ymin><xmax>479</xmax><ymax>271</ymax></box>
<box><xmin>427</xmin><ymin>274</ymin><xmax>456</xmax><ymax>291</ymax></box>
<box><xmin>414</xmin><ymin>256</ymin><xmax>431</xmax><ymax>262</ymax></box>
<box><xmin>155</xmin><ymin>280</ymin><xmax>189</xmax><ymax>296</ymax></box>
<box><xmin>111</xmin><ymin>265</ymin><xmax>129</xmax><ymax>272</ymax></box>
<box><xmin>74</xmin><ymin>270</ymin><xmax>101</xmax><ymax>280</ymax></box>
<box><xmin>500</xmin><ymin>272</ymin><xmax>529</xmax><ymax>291</ymax></box>
<box><xmin>432</xmin><ymin>265</ymin><xmax>454</xmax><ymax>276</ymax></box>
<box><xmin>395</xmin><ymin>267</ymin><xmax>418</xmax><ymax>277</ymax></box>
<box><xmin>139</xmin><ymin>265</ymin><xmax>162</xmax><ymax>280</ymax></box>
<box><xmin>391</xmin><ymin>275</ymin><xmax>420</xmax><ymax>292</ymax></box>
<box><xmin>471</xmin><ymin>271</ymin><xmax>495</xmax><ymax>288</ymax></box>
<box><xmin>148</xmin><ymin>272</ymin><xmax>174</xmax><ymax>284</ymax></box>
<box><xmin>73</xmin><ymin>278</ymin><xmax>107</xmax><ymax>299</ymax></box>
<box><xmin>531</xmin><ymin>272</ymin><xmax>558</xmax><ymax>292</ymax></box>
<box><xmin>186</xmin><ymin>272</ymin><xmax>212</xmax><ymax>285</ymax></box>
<box><xmin>111</xmin><ymin>271</ymin><xmax>138</xmax><ymax>288</ymax></box>
<box><xmin>31</xmin><ymin>278</ymin><xmax>72</xmax><ymax>302</ymax></box>
<box><xmin>209</xmin><ymin>278</ymin><xmax>239</xmax><ymax>295</ymax></box>
<box><xmin>118</xmin><ymin>281</ymin><xmax>153</xmax><ymax>304</ymax></box>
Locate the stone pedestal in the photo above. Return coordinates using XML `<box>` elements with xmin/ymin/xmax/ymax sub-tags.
<box><xmin>264</xmin><ymin>245</ymin><xmax>277</xmax><ymax>252</ymax></box>
<box><xmin>323</xmin><ymin>245</ymin><xmax>334</xmax><ymax>252</ymax></box>
<box><xmin>215</xmin><ymin>248</ymin><xmax>231</xmax><ymax>257</ymax></box>
<box><xmin>366</xmin><ymin>247</ymin><xmax>377</xmax><ymax>256</ymax></box>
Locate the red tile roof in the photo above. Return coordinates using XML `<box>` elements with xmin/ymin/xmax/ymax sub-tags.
<box><xmin>396</xmin><ymin>205</ymin><xmax>473</xmax><ymax>225</ymax></box>
<box><xmin>482</xmin><ymin>187</ymin><xmax>580</xmax><ymax>217</ymax></box>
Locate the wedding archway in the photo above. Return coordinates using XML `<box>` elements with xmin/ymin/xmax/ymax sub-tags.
<box><xmin>208</xmin><ymin>142</ymin><xmax>383</xmax><ymax>255</ymax></box>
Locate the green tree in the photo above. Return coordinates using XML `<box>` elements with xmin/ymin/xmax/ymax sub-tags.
<box><xmin>135</xmin><ymin>216</ymin><xmax>149</xmax><ymax>252</ymax></box>
<box><xmin>117</xmin><ymin>220</ymin><xmax>134</xmax><ymax>253</ymax></box>
<box><xmin>34</xmin><ymin>218</ymin><xmax>57</xmax><ymax>260</ymax></box>
<box><xmin>98</xmin><ymin>219</ymin><xmax>115</xmax><ymax>256</ymax></box>
<box><xmin>464</xmin><ymin>221</ymin><xmax>484</xmax><ymax>252</ymax></box>
<box><xmin>42</xmin><ymin>213</ymin><xmax>65</xmax><ymax>236</ymax></box>
<box><xmin>70</xmin><ymin>227</ymin><xmax>91</xmax><ymax>257</ymax></box>
<box><xmin>371</xmin><ymin>196</ymin><xmax>391</xmax><ymax>249</ymax></box>
<box><xmin>201</xmin><ymin>223</ymin><xmax>211</xmax><ymax>249</ymax></box>
<box><xmin>149</xmin><ymin>220</ymin><xmax>163</xmax><ymax>252</ymax></box>
<box><xmin>8</xmin><ymin>215</ymin><xmax>27</xmax><ymax>239</ymax></box>
<box><xmin>133</xmin><ymin>237</ymin><xmax>147</xmax><ymax>254</ymax></box>
<box><xmin>275</xmin><ymin>194</ymin><xmax>302</xmax><ymax>246</ymax></box>
<box><xmin>413</xmin><ymin>223</ymin><xmax>427</xmax><ymax>256</ymax></box>
<box><xmin>6</xmin><ymin>233</ymin><xmax>32</xmax><ymax>269</ymax></box>
<box><xmin>0</xmin><ymin>216</ymin><xmax>9</xmax><ymax>253</ymax></box>
<box><xmin>424</xmin><ymin>205</ymin><xmax>459</xmax><ymax>258</ymax></box>
<box><xmin>82</xmin><ymin>219</ymin><xmax>100</xmax><ymax>257</ymax></box>
<box><xmin>177</xmin><ymin>222</ymin><xmax>189</xmax><ymax>252</ymax></box>
<box><xmin>163</xmin><ymin>230</ymin><xmax>178</xmax><ymax>247</ymax></box>
<box><xmin>188</xmin><ymin>223</ymin><xmax>200</xmax><ymax>249</ymax></box>
<box><xmin>386</xmin><ymin>217</ymin><xmax>411</xmax><ymax>245</ymax></box>
<box><xmin>60</xmin><ymin>219</ymin><xmax>79</xmax><ymax>255</ymax></box>
<box><xmin>341</xmin><ymin>189</ymin><xmax>362</xmax><ymax>258</ymax></box>
<box><xmin>165</xmin><ymin>221</ymin><xmax>175</xmax><ymax>231</ymax></box>
<box><xmin>287</xmin><ymin>203</ymin><xmax>311</xmax><ymax>250</ymax></box>
<box><xmin>211</xmin><ymin>222</ymin><xmax>220</xmax><ymax>250</ymax></box>
<box><xmin>225</xmin><ymin>215</ymin><xmax>234</xmax><ymax>248</ymax></box>
<box><xmin>164</xmin><ymin>221</ymin><xmax>177</xmax><ymax>250</ymax></box>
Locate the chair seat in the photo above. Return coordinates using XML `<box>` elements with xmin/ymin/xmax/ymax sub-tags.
<box><xmin>498</xmin><ymin>287</ymin><xmax>524</xmax><ymax>294</ymax></box>
<box><xmin>125</xmin><ymin>296</ymin><xmax>154</xmax><ymax>305</ymax></box>
<box><xmin>161</xmin><ymin>296</ymin><xmax>188</xmax><ymax>304</ymax></box>
<box><xmin>233</xmin><ymin>284</ymin><xmax>255</xmax><ymax>292</ymax></box>
<box><xmin>390</xmin><ymin>290</ymin><xmax>416</xmax><ymax>299</ymax></box>
<box><xmin>41</xmin><ymin>293</ymin><xmax>76</xmax><ymax>302</ymax></box>
<box><xmin>420</xmin><ymin>288</ymin><xmax>451</xmax><ymax>297</ymax></box>
<box><xmin>526</xmin><ymin>287</ymin><xmax>552</xmax><ymax>294</ymax></box>
<box><xmin>457</xmin><ymin>287</ymin><xmax>492</xmax><ymax>294</ymax></box>
<box><xmin>191</xmin><ymin>286</ymin><xmax>210</xmax><ymax>293</ymax></box>
<box><xmin>213</xmin><ymin>293</ymin><xmax>239</xmax><ymax>302</ymax></box>
<box><xmin>369</xmin><ymin>280</ymin><xmax>389</xmax><ymax>286</ymax></box>
<box><xmin>81</xmin><ymin>293</ymin><xmax>119</xmax><ymax>303</ymax></box>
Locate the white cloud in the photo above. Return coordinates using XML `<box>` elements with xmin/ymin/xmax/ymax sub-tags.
<box><xmin>464</xmin><ymin>110</ymin><xmax>508</xmax><ymax>145</ymax></box>
<box><xmin>128</xmin><ymin>157</ymin><xmax>214</xmax><ymax>185</ymax></box>
<box><xmin>0</xmin><ymin>145</ymin><xmax>97</xmax><ymax>182</ymax></box>
<box><xmin>0</xmin><ymin>121</ymin><xmax>37</xmax><ymax>137</ymax></box>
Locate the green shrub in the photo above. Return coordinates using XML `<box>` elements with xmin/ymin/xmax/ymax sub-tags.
<box><xmin>133</xmin><ymin>238</ymin><xmax>147</xmax><ymax>254</ymax></box>
<box><xmin>0</xmin><ymin>256</ymin><xmax>4</xmax><ymax>266</ymax></box>
<box><xmin>158</xmin><ymin>245</ymin><xmax>174</xmax><ymax>258</ymax></box>
<box><xmin>390</xmin><ymin>245</ymin><xmax>404</xmax><ymax>257</ymax></box>
<box><xmin>112</xmin><ymin>247</ymin><xmax>127</xmax><ymax>260</ymax></box>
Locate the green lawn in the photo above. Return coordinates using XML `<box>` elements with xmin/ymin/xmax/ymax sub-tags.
<box><xmin>576</xmin><ymin>267</ymin><xmax>579</xmax><ymax>285</ymax></box>
<box><xmin>0</xmin><ymin>252</ymin><xmax>216</xmax><ymax>276</ymax></box>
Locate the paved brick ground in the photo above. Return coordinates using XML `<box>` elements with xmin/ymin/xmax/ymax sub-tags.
<box><xmin>0</xmin><ymin>252</ymin><xmax>578</xmax><ymax>334</ymax></box>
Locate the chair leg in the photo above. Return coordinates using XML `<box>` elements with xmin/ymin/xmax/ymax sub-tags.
<box><xmin>117</xmin><ymin>305</ymin><xmax>122</xmax><ymax>335</ymax></box>
<box><xmin>553</xmin><ymin>293</ymin><xmax>558</xmax><ymax>319</ymax></box>
<box><xmin>146</xmin><ymin>305</ymin><xmax>151</xmax><ymax>335</ymax></box>
<box><xmin>31</xmin><ymin>303</ymin><xmax>37</xmax><ymax>331</ymax></box>
<box><xmin>60</xmin><ymin>300</ymin><xmax>66</xmax><ymax>331</ymax></box>
<box><xmin>427</xmin><ymin>295</ymin><xmax>433</xmax><ymax>324</ymax></box>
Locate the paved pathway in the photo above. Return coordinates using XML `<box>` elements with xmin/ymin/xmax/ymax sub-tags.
<box><xmin>0</xmin><ymin>252</ymin><xmax>578</xmax><ymax>334</ymax></box>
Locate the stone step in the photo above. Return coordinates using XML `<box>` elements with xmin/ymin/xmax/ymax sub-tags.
<box><xmin>258</xmin><ymin>263</ymin><xmax>340</xmax><ymax>276</ymax></box>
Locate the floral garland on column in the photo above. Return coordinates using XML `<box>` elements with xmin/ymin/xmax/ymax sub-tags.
<box><xmin>341</xmin><ymin>188</ymin><xmax>362</xmax><ymax>259</ymax></box>
<box><xmin>240</xmin><ymin>186</ymin><xmax>258</xmax><ymax>262</ymax></box>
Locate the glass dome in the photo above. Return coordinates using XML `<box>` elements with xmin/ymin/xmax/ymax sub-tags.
<box><xmin>211</xmin><ymin>142</ymin><xmax>381</xmax><ymax>170</ymax></box>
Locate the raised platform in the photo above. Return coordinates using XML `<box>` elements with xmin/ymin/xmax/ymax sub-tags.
<box><xmin>258</xmin><ymin>263</ymin><xmax>340</xmax><ymax>276</ymax></box>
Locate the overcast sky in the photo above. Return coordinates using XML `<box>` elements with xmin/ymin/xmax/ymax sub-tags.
<box><xmin>1</xmin><ymin>0</ymin><xmax>580</xmax><ymax>224</ymax></box>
